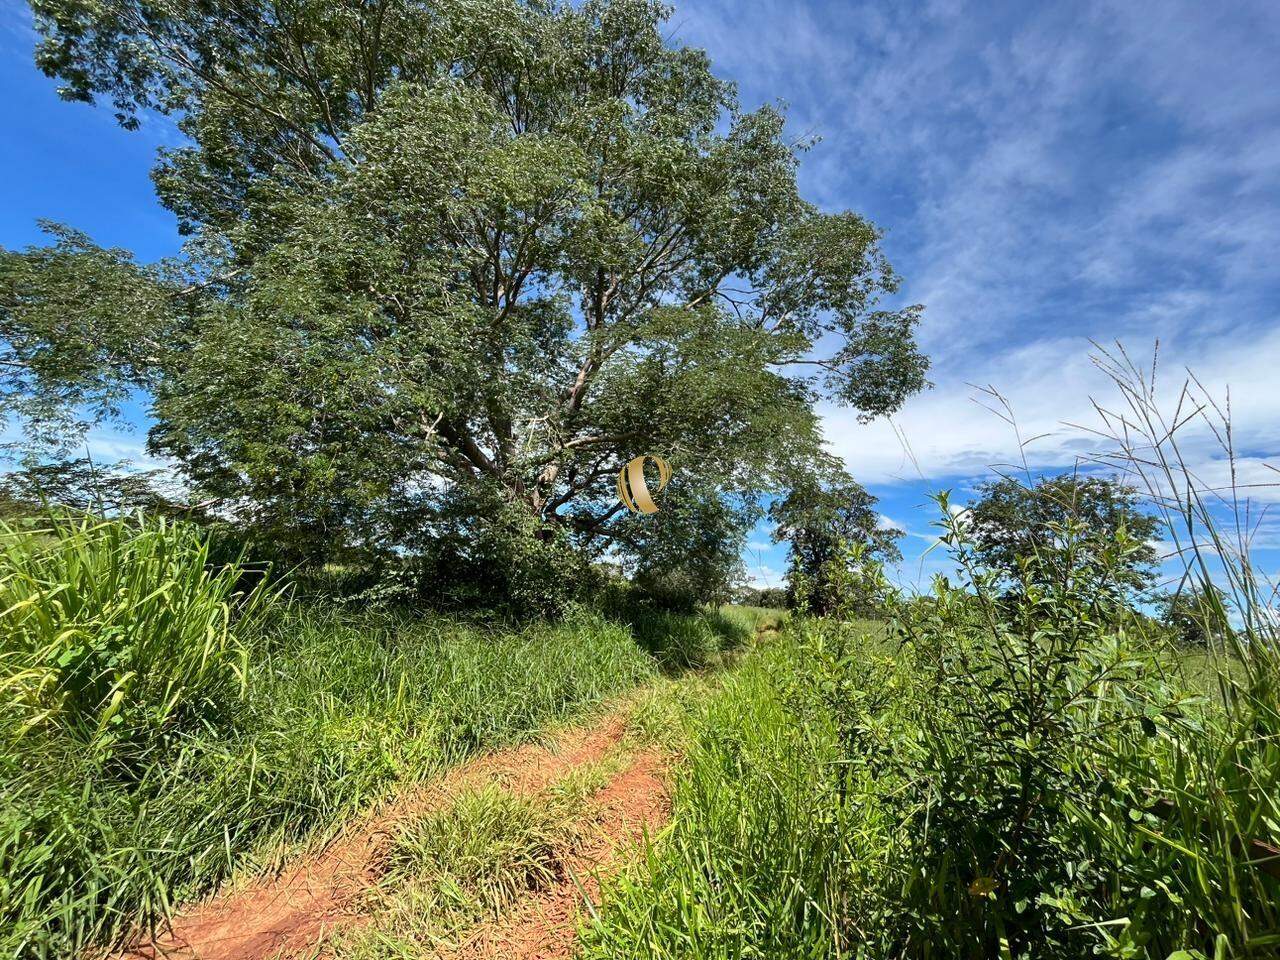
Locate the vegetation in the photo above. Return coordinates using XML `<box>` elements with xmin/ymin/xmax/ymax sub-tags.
<box><xmin>3</xmin><ymin>0</ymin><xmax>927</xmax><ymax>600</ymax></box>
<box><xmin>341</xmin><ymin>758</ymin><xmax>625</xmax><ymax>955</ymax></box>
<box><xmin>0</xmin><ymin>1</ymin><xmax>1273</xmax><ymax>958</ymax></box>
<box><xmin>0</xmin><ymin>514</ymin><xmax>752</xmax><ymax>957</ymax></box>
<box><xmin>967</xmin><ymin>473</ymin><xmax>1161</xmax><ymax>600</ymax></box>
<box><xmin>587</xmin><ymin>552</ymin><xmax>1279</xmax><ymax>957</ymax></box>
<box><xmin>585</xmin><ymin>368</ymin><xmax>1280</xmax><ymax>960</ymax></box>
<box><xmin>1155</xmin><ymin>583</ymin><xmax>1232</xmax><ymax>649</ymax></box>
<box><xmin>769</xmin><ymin>473</ymin><xmax>903</xmax><ymax>615</ymax></box>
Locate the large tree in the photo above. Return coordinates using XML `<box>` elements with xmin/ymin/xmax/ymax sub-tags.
<box><xmin>2</xmin><ymin>0</ymin><xmax>928</xmax><ymax>565</ymax></box>
<box><xmin>616</xmin><ymin>481</ymin><xmax>756</xmax><ymax>608</ymax></box>
<box><xmin>769</xmin><ymin>473</ymin><xmax>903</xmax><ymax>615</ymax></box>
<box><xmin>966</xmin><ymin>474</ymin><xmax>1160</xmax><ymax>601</ymax></box>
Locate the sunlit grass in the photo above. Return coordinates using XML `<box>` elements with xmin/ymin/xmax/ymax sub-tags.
<box><xmin>338</xmin><ymin>753</ymin><xmax>629</xmax><ymax>957</ymax></box>
<box><xmin>0</xmin><ymin>518</ymin><xmax>679</xmax><ymax>958</ymax></box>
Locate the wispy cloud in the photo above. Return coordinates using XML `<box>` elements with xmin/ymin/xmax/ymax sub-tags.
<box><xmin>673</xmin><ymin>0</ymin><xmax>1280</xmax><ymax>500</ymax></box>
<box><xmin>746</xmin><ymin>564</ymin><xmax>787</xmax><ymax>589</ymax></box>
<box><xmin>0</xmin><ymin>0</ymin><xmax>38</xmax><ymax>48</ymax></box>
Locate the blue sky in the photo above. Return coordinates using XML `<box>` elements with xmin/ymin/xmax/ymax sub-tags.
<box><xmin>676</xmin><ymin>0</ymin><xmax>1280</xmax><ymax>590</ymax></box>
<box><xmin>3</xmin><ymin>0</ymin><xmax>1280</xmax><ymax>592</ymax></box>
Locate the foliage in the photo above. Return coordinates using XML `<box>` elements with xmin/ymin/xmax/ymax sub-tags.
<box><xmin>597</xmin><ymin>582</ymin><xmax>754</xmax><ymax>669</ymax></box>
<box><xmin>1155</xmin><ymin>583</ymin><xmax>1231</xmax><ymax>648</ymax></box>
<box><xmin>0</xmin><ymin>516</ymin><xmax>273</xmax><ymax>756</ymax></box>
<box><xmin>0</xmin><ymin>457</ymin><xmax>185</xmax><ymax>520</ymax></box>
<box><xmin>872</xmin><ymin>497</ymin><xmax>1191</xmax><ymax>956</ymax></box>
<box><xmin>408</xmin><ymin>482</ymin><xmax>598</xmax><ymax>619</ymax></box>
<box><xmin>967</xmin><ymin>473</ymin><xmax>1160</xmax><ymax>601</ymax></box>
<box><xmin>769</xmin><ymin>471</ymin><xmax>902</xmax><ymax>615</ymax></box>
<box><xmin>5</xmin><ymin>0</ymin><xmax>928</xmax><ymax>569</ymax></box>
<box><xmin>617</xmin><ymin>480</ymin><xmax>756</xmax><ymax>608</ymax></box>
<box><xmin>585</xmin><ymin>518</ymin><xmax>1271</xmax><ymax>959</ymax></box>
<box><xmin>1080</xmin><ymin>346</ymin><xmax>1280</xmax><ymax>957</ymax></box>
<box><xmin>736</xmin><ymin>583</ymin><xmax>788</xmax><ymax>608</ymax></box>
<box><xmin>0</xmin><ymin>225</ymin><xmax>180</xmax><ymax>452</ymax></box>
<box><xmin>0</xmin><ymin>517</ymin><xmax>696</xmax><ymax>957</ymax></box>
<box><xmin>587</xmin><ymin>360</ymin><xmax>1280</xmax><ymax>960</ymax></box>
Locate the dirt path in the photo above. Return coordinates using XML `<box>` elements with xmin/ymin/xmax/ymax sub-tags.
<box><xmin>120</xmin><ymin>705</ymin><xmax>663</xmax><ymax>960</ymax></box>
<box><xmin>441</xmin><ymin>749</ymin><xmax>670</xmax><ymax>960</ymax></box>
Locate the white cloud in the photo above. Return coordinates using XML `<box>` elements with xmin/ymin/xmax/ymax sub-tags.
<box><xmin>824</xmin><ymin>330</ymin><xmax>1280</xmax><ymax>500</ymax></box>
<box><xmin>674</xmin><ymin>0</ymin><xmax>1280</xmax><ymax>505</ymax></box>
<box><xmin>746</xmin><ymin>564</ymin><xmax>787</xmax><ymax>589</ymax></box>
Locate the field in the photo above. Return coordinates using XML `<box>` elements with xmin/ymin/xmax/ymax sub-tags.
<box><xmin>2</xmin><ymin>0</ymin><xmax>1276</xmax><ymax>955</ymax></box>
<box><xmin>0</xmin><ymin>515</ymin><xmax>774</xmax><ymax>956</ymax></box>
<box><xmin>4</xmin><ymin>510</ymin><xmax>1279</xmax><ymax>960</ymax></box>
<box><xmin>585</xmin><ymin>618</ymin><xmax>1280</xmax><ymax>959</ymax></box>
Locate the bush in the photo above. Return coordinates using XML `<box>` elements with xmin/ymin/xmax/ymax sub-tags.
<box><xmin>587</xmin><ymin>482</ymin><xmax>1280</xmax><ymax>958</ymax></box>
<box><xmin>873</xmin><ymin>502</ymin><xmax>1191</xmax><ymax>956</ymax></box>
<box><xmin>410</xmin><ymin>489</ymin><xmax>597</xmax><ymax>619</ymax></box>
<box><xmin>631</xmin><ymin>569</ymin><xmax>702</xmax><ymax>614</ymax></box>
<box><xmin>0</xmin><ymin>519</ymin><xmax>669</xmax><ymax>958</ymax></box>
<box><xmin>0</xmin><ymin>516</ymin><xmax>272</xmax><ymax>756</ymax></box>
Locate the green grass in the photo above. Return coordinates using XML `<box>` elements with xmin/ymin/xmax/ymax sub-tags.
<box><xmin>581</xmin><ymin>623</ymin><xmax>902</xmax><ymax>960</ymax></box>
<box><xmin>379</xmin><ymin>784</ymin><xmax>579</xmax><ymax>935</ymax></box>
<box><xmin>585</xmin><ymin>605</ymin><xmax>1280</xmax><ymax>960</ymax></box>
<box><xmin>338</xmin><ymin>753</ymin><xmax>628</xmax><ymax>958</ymax></box>
<box><xmin>0</xmin><ymin>518</ymin><xmax>679</xmax><ymax>958</ymax></box>
<box><xmin>0</xmin><ymin>515</ymin><xmax>274</xmax><ymax>750</ymax></box>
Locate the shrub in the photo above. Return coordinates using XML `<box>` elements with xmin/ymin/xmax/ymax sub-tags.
<box><xmin>874</xmin><ymin>498</ymin><xmax>1191</xmax><ymax>956</ymax></box>
<box><xmin>411</xmin><ymin>489</ymin><xmax>597</xmax><ymax>619</ymax></box>
<box><xmin>0</xmin><ymin>515</ymin><xmax>272</xmax><ymax>756</ymax></box>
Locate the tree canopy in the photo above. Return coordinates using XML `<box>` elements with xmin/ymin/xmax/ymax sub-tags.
<box><xmin>3</xmin><ymin>0</ymin><xmax>929</xmax><ymax>581</ymax></box>
<box><xmin>966</xmin><ymin>474</ymin><xmax>1160</xmax><ymax>601</ymax></box>
<box><xmin>768</xmin><ymin>473</ymin><xmax>903</xmax><ymax>615</ymax></box>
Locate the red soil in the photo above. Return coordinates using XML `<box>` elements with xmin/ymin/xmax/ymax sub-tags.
<box><xmin>118</xmin><ymin>710</ymin><xmax>641</xmax><ymax>960</ymax></box>
<box><xmin>443</xmin><ymin>749</ymin><xmax>671</xmax><ymax>960</ymax></box>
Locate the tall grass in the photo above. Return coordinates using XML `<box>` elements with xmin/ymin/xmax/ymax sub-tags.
<box><xmin>586</xmin><ymin>351</ymin><xmax>1280</xmax><ymax>958</ymax></box>
<box><xmin>0</xmin><ymin>516</ymin><xmax>272</xmax><ymax>752</ymax></box>
<box><xmin>597</xmin><ymin>585</ymin><xmax>763</xmax><ymax>670</ymax></box>
<box><xmin>0</xmin><ymin>518</ymin><xmax>668</xmax><ymax>958</ymax></box>
<box><xmin>1077</xmin><ymin>347</ymin><xmax>1280</xmax><ymax>955</ymax></box>
<box><xmin>582</xmin><ymin>623</ymin><xmax>905</xmax><ymax>960</ymax></box>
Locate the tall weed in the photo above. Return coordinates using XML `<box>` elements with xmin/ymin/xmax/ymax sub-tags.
<box><xmin>0</xmin><ymin>515</ymin><xmax>272</xmax><ymax>755</ymax></box>
<box><xmin>0</xmin><ymin>520</ymin><xmax>667</xmax><ymax>958</ymax></box>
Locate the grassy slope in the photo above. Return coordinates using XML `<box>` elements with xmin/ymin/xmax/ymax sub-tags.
<box><xmin>0</xmin><ymin>516</ymin><xmax>760</xmax><ymax>957</ymax></box>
